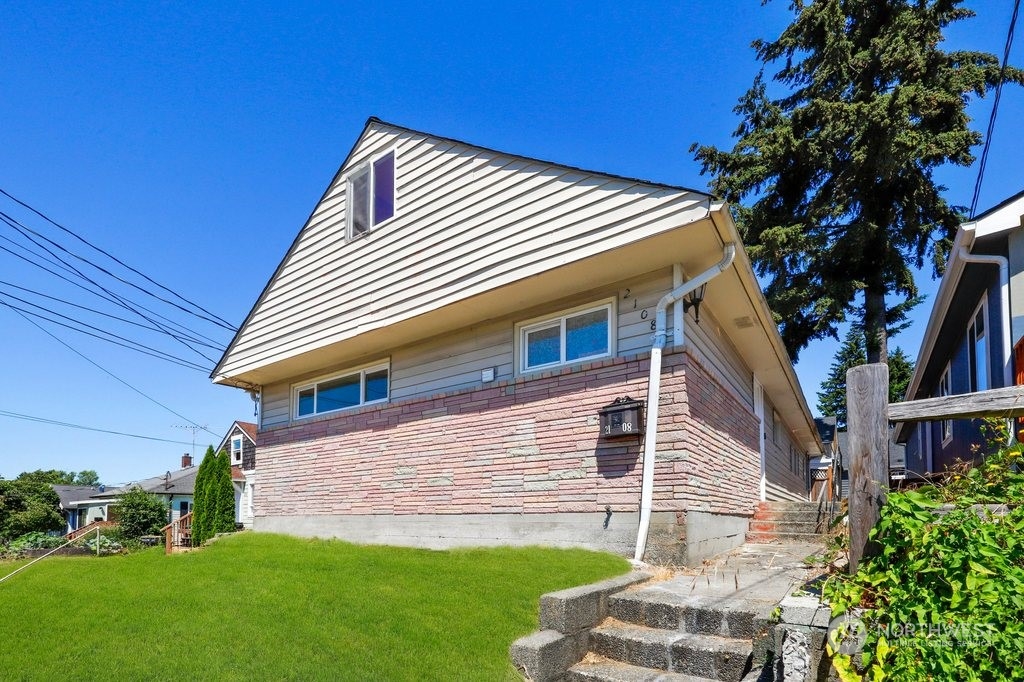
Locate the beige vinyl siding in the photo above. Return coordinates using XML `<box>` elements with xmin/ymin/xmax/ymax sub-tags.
<box><xmin>684</xmin><ymin>307</ymin><xmax>755</xmax><ymax>407</ymax></box>
<box><xmin>220</xmin><ymin>122</ymin><xmax>710</xmax><ymax>378</ymax></box>
<box><xmin>763</xmin><ymin>398</ymin><xmax>808</xmax><ymax>501</ymax></box>
<box><xmin>259</xmin><ymin>268</ymin><xmax>760</xmax><ymax>431</ymax></box>
<box><xmin>390</xmin><ymin>321</ymin><xmax>513</xmax><ymax>401</ymax></box>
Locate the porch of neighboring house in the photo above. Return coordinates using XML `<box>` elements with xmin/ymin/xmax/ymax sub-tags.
<box><xmin>161</xmin><ymin>511</ymin><xmax>193</xmax><ymax>554</ymax></box>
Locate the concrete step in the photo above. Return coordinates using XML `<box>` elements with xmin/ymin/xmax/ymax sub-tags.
<box><xmin>609</xmin><ymin>591</ymin><xmax>775</xmax><ymax>640</ymax></box>
<box><xmin>590</xmin><ymin>622</ymin><xmax>753</xmax><ymax>680</ymax></box>
<box><xmin>745</xmin><ymin>530</ymin><xmax>825</xmax><ymax>544</ymax></box>
<box><xmin>565</xmin><ymin>660</ymin><xmax>718</xmax><ymax>682</ymax></box>
<box><xmin>747</xmin><ymin>519</ymin><xmax>822</xmax><ymax>535</ymax></box>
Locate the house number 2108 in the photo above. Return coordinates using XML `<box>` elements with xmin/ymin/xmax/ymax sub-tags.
<box><xmin>605</xmin><ymin>422</ymin><xmax>634</xmax><ymax>434</ymax></box>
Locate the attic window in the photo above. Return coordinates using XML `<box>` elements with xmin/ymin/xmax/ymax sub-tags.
<box><xmin>347</xmin><ymin>151</ymin><xmax>395</xmax><ymax>239</ymax></box>
<box><xmin>230</xmin><ymin>435</ymin><xmax>243</xmax><ymax>465</ymax></box>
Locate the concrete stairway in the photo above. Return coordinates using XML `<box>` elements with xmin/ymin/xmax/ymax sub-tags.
<box><xmin>563</xmin><ymin>585</ymin><xmax>776</xmax><ymax>681</ymax></box>
<box><xmin>746</xmin><ymin>501</ymin><xmax>836</xmax><ymax>544</ymax></box>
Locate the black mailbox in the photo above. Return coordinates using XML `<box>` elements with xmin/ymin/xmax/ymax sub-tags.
<box><xmin>599</xmin><ymin>396</ymin><xmax>644</xmax><ymax>439</ymax></box>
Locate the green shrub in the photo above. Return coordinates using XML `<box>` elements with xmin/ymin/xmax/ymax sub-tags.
<box><xmin>825</xmin><ymin>447</ymin><xmax>1024</xmax><ymax>681</ymax></box>
<box><xmin>84</xmin><ymin>534</ymin><xmax>123</xmax><ymax>555</ymax></box>
<box><xmin>8</xmin><ymin>532</ymin><xmax>65</xmax><ymax>551</ymax></box>
<box><xmin>115</xmin><ymin>488</ymin><xmax>169</xmax><ymax>540</ymax></box>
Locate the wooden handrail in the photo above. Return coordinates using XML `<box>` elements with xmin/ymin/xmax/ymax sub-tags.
<box><xmin>162</xmin><ymin>511</ymin><xmax>193</xmax><ymax>555</ymax></box>
<box><xmin>65</xmin><ymin>520</ymin><xmax>116</xmax><ymax>541</ymax></box>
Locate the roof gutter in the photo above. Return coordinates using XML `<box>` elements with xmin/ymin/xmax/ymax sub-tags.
<box><xmin>634</xmin><ymin>242</ymin><xmax>736</xmax><ymax>562</ymax></box>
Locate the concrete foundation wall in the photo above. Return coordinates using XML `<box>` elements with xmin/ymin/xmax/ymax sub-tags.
<box><xmin>256</xmin><ymin>511</ymin><xmax>641</xmax><ymax>555</ymax></box>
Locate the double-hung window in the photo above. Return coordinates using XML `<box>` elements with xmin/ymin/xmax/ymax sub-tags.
<box><xmin>518</xmin><ymin>302</ymin><xmax>613</xmax><ymax>372</ymax></box>
<box><xmin>295</xmin><ymin>363</ymin><xmax>390</xmax><ymax>419</ymax></box>
<box><xmin>346</xmin><ymin>150</ymin><xmax>395</xmax><ymax>239</ymax></box>
<box><xmin>230</xmin><ymin>435</ymin><xmax>243</xmax><ymax>465</ymax></box>
<box><xmin>968</xmin><ymin>299</ymin><xmax>989</xmax><ymax>393</ymax></box>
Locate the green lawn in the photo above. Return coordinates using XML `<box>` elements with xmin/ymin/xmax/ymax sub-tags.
<box><xmin>0</xmin><ymin>533</ymin><xmax>628</xmax><ymax>680</ymax></box>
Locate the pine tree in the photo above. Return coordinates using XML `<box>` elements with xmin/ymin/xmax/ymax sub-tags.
<box><xmin>693</xmin><ymin>0</ymin><xmax>1023</xmax><ymax>362</ymax></box>
<box><xmin>817</xmin><ymin>326</ymin><xmax>915</xmax><ymax>427</ymax></box>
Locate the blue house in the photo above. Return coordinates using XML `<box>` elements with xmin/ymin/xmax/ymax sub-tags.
<box><xmin>897</xmin><ymin>191</ymin><xmax>1024</xmax><ymax>473</ymax></box>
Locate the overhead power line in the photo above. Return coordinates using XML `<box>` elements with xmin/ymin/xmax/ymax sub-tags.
<box><xmin>4</xmin><ymin>305</ymin><xmax>220</xmax><ymax>438</ymax></box>
<box><xmin>0</xmin><ymin>409</ymin><xmax>195</xmax><ymax>446</ymax></box>
<box><xmin>0</xmin><ymin>187</ymin><xmax>237</xmax><ymax>331</ymax></box>
<box><xmin>0</xmin><ymin>209</ymin><xmax>222</xmax><ymax>361</ymax></box>
<box><xmin>970</xmin><ymin>0</ymin><xmax>1020</xmax><ymax>218</ymax></box>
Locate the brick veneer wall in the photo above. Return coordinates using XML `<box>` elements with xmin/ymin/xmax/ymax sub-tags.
<box><xmin>256</xmin><ymin>349</ymin><xmax>761</xmax><ymax>522</ymax></box>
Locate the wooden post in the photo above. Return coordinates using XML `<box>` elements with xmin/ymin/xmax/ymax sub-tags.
<box><xmin>847</xmin><ymin>363</ymin><xmax>890</xmax><ymax>573</ymax></box>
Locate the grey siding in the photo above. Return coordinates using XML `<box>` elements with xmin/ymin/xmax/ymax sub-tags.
<box><xmin>763</xmin><ymin>398</ymin><xmax>808</xmax><ymax>501</ymax></box>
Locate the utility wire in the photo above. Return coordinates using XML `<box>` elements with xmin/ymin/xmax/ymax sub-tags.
<box><xmin>3</xmin><ymin>305</ymin><xmax>220</xmax><ymax>438</ymax></box>
<box><xmin>0</xmin><ymin>409</ymin><xmax>195</xmax><ymax>446</ymax></box>
<box><xmin>0</xmin><ymin>237</ymin><xmax>225</xmax><ymax>351</ymax></box>
<box><xmin>0</xmin><ymin>186</ymin><xmax>237</xmax><ymax>330</ymax></box>
<box><xmin>0</xmin><ymin>208</ymin><xmax>223</xmax><ymax>358</ymax></box>
<box><xmin>0</xmin><ymin>280</ymin><xmax>224</xmax><ymax>350</ymax></box>
<box><xmin>0</xmin><ymin>206</ymin><xmax>234</xmax><ymax>331</ymax></box>
<box><xmin>0</xmin><ymin>210</ymin><xmax>223</xmax><ymax>359</ymax></box>
<box><xmin>0</xmin><ymin>296</ymin><xmax>213</xmax><ymax>372</ymax></box>
<box><xmin>970</xmin><ymin>0</ymin><xmax>1020</xmax><ymax>218</ymax></box>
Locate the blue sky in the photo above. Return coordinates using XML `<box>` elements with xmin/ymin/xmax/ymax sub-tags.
<box><xmin>1</xmin><ymin>2</ymin><xmax>1021</xmax><ymax>485</ymax></box>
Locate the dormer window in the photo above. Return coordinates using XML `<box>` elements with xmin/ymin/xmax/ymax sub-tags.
<box><xmin>347</xmin><ymin>150</ymin><xmax>395</xmax><ymax>239</ymax></box>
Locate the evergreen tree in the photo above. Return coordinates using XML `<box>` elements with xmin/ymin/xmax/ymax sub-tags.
<box><xmin>190</xmin><ymin>446</ymin><xmax>216</xmax><ymax>545</ymax></box>
<box><xmin>212</xmin><ymin>450</ymin><xmax>237</xmax><ymax>535</ymax></box>
<box><xmin>693</xmin><ymin>0</ymin><xmax>1023</xmax><ymax>362</ymax></box>
<box><xmin>817</xmin><ymin>326</ymin><xmax>915</xmax><ymax>427</ymax></box>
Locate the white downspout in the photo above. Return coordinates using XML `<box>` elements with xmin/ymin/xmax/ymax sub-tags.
<box><xmin>633</xmin><ymin>243</ymin><xmax>736</xmax><ymax>562</ymax></box>
<box><xmin>958</xmin><ymin>248</ymin><xmax>1012</xmax><ymax>388</ymax></box>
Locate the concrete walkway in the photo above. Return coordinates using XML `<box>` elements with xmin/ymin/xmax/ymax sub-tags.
<box><xmin>645</xmin><ymin>541</ymin><xmax>827</xmax><ymax>605</ymax></box>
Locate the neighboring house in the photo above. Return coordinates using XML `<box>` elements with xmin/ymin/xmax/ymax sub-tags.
<box><xmin>809</xmin><ymin>417</ymin><xmax>838</xmax><ymax>502</ymax></box>
<box><xmin>53</xmin><ymin>485</ymin><xmax>110</xmax><ymax>534</ymax></box>
<box><xmin>211</xmin><ymin>117</ymin><xmax>821</xmax><ymax>564</ymax></box>
<box><xmin>92</xmin><ymin>454</ymin><xmax>198</xmax><ymax>525</ymax></box>
<box><xmin>834</xmin><ymin>431</ymin><xmax>908</xmax><ymax>498</ymax></box>
<box><xmin>897</xmin><ymin>191</ymin><xmax>1024</xmax><ymax>473</ymax></box>
<box><xmin>216</xmin><ymin>421</ymin><xmax>257</xmax><ymax>528</ymax></box>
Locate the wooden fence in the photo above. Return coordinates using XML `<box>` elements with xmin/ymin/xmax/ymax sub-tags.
<box><xmin>846</xmin><ymin>363</ymin><xmax>1024</xmax><ymax>572</ymax></box>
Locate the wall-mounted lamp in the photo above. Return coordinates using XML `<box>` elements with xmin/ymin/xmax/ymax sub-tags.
<box><xmin>682</xmin><ymin>282</ymin><xmax>707</xmax><ymax>324</ymax></box>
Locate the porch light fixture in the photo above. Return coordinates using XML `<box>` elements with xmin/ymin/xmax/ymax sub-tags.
<box><xmin>682</xmin><ymin>282</ymin><xmax>707</xmax><ymax>324</ymax></box>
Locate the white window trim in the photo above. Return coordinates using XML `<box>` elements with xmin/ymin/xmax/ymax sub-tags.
<box><xmin>939</xmin><ymin>362</ymin><xmax>953</xmax><ymax>446</ymax></box>
<box><xmin>969</xmin><ymin>295</ymin><xmax>989</xmax><ymax>393</ymax></box>
<box><xmin>230</xmin><ymin>435</ymin><xmax>243</xmax><ymax>464</ymax></box>
<box><xmin>514</xmin><ymin>299</ymin><xmax>616</xmax><ymax>375</ymax></box>
<box><xmin>344</xmin><ymin>147</ymin><xmax>398</xmax><ymax>241</ymax></box>
<box><xmin>292</xmin><ymin>360</ymin><xmax>391</xmax><ymax>421</ymax></box>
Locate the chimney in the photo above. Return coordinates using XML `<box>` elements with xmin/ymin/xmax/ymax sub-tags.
<box><xmin>182</xmin><ymin>453</ymin><xmax>193</xmax><ymax>469</ymax></box>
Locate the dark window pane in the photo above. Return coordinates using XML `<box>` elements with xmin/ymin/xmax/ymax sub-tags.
<box><xmin>298</xmin><ymin>388</ymin><xmax>315</xmax><ymax>416</ymax></box>
<box><xmin>526</xmin><ymin>325</ymin><xmax>560</xmax><ymax>368</ymax></box>
<box><xmin>373</xmin><ymin>152</ymin><xmax>395</xmax><ymax>225</ymax></box>
<box><xmin>566</xmin><ymin>309</ymin><xmax>608</xmax><ymax>361</ymax></box>
<box><xmin>364</xmin><ymin>368</ymin><xmax>389</xmax><ymax>402</ymax></box>
<box><xmin>317</xmin><ymin>374</ymin><xmax>360</xmax><ymax>412</ymax></box>
<box><xmin>350</xmin><ymin>168</ymin><xmax>370</xmax><ymax>237</ymax></box>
